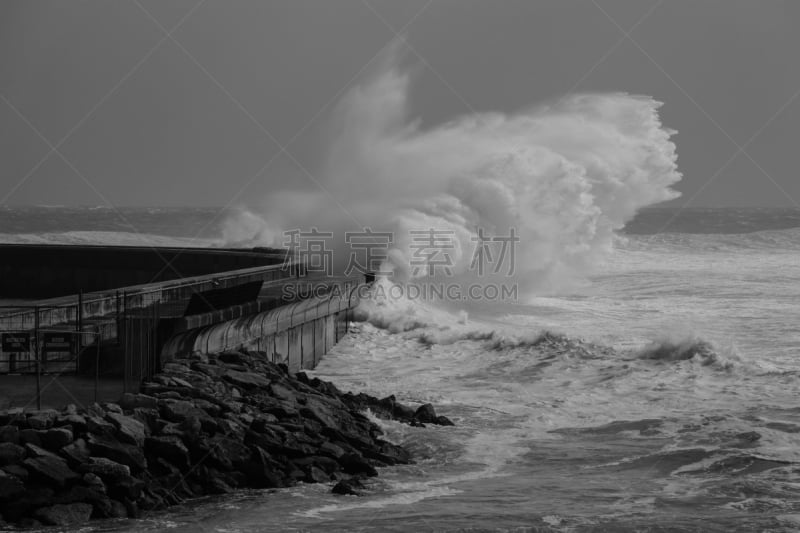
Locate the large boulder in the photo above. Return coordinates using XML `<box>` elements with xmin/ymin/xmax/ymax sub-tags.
<box><xmin>223</xmin><ymin>369</ymin><xmax>269</xmax><ymax>390</ymax></box>
<box><xmin>23</xmin><ymin>455</ymin><xmax>79</xmax><ymax>487</ymax></box>
<box><xmin>79</xmin><ymin>457</ymin><xmax>131</xmax><ymax>480</ymax></box>
<box><xmin>0</xmin><ymin>443</ymin><xmax>25</xmax><ymax>466</ymax></box>
<box><xmin>144</xmin><ymin>436</ymin><xmax>190</xmax><ymax>470</ymax></box>
<box><xmin>33</xmin><ymin>502</ymin><xmax>92</xmax><ymax>526</ymax></box>
<box><xmin>159</xmin><ymin>400</ymin><xmax>207</xmax><ymax>422</ymax></box>
<box><xmin>105</xmin><ymin>412</ymin><xmax>146</xmax><ymax>447</ymax></box>
<box><xmin>42</xmin><ymin>427</ymin><xmax>73</xmax><ymax>451</ymax></box>
<box><xmin>86</xmin><ymin>434</ymin><xmax>147</xmax><ymax>472</ymax></box>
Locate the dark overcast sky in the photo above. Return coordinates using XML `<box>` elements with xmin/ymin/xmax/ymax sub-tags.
<box><xmin>1</xmin><ymin>0</ymin><xmax>798</xmax><ymax>207</ymax></box>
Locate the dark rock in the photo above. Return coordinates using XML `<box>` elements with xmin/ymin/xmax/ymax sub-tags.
<box><xmin>19</xmin><ymin>428</ymin><xmax>43</xmax><ymax>447</ymax></box>
<box><xmin>42</xmin><ymin>427</ymin><xmax>73</xmax><ymax>451</ymax></box>
<box><xmin>60</xmin><ymin>438</ymin><xmax>91</xmax><ymax>466</ymax></box>
<box><xmin>86</xmin><ymin>416</ymin><xmax>115</xmax><ymax>436</ymax></box>
<box><xmin>223</xmin><ymin>369</ymin><xmax>270</xmax><ymax>390</ymax></box>
<box><xmin>24</xmin><ymin>442</ymin><xmax>59</xmax><ymax>459</ymax></box>
<box><xmin>2</xmin><ymin>464</ymin><xmax>29</xmax><ymax>481</ymax></box>
<box><xmin>0</xmin><ymin>442</ymin><xmax>25</xmax><ymax>466</ymax></box>
<box><xmin>435</xmin><ymin>415</ymin><xmax>455</xmax><ymax>426</ymax></box>
<box><xmin>159</xmin><ymin>399</ymin><xmax>207</xmax><ymax>422</ymax></box>
<box><xmin>107</xmin><ymin>475</ymin><xmax>145</xmax><ymax>501</ymax></box>
<box><xmin>79</xmin><ymin>457</ymin><xmax>131</xmax><ymax>480</ymax></box>
<box><xmin>105</xmin><ymin>412</ymin><xmax>146</xmax><ymax>446</ymax></box>
<box><xmin>103</xmin><ymin>403</ymin><xmax>123</xmax><ymax>414</ymax></box>
<box><xmin>144</xmin><ymin>436</ymin><xmax>190</xmax><ymax>470</ymax></box>
<box><xmin>27</xmin><ymin>411</ymin><xmax>56</xmax><ymax>430</ymax></box>
<box><xmin>33</xmin><ymin>502</ymin><xmax>92</xmax><ymax>526</ymax></box>
<box><xmin>86</xmin><ymin>434</ymin><xmax>147</xmax><ymax>472</ymax></box>
<box><xmin>23</xmin><ymin>455</ymin><xmax>79</xmax><ymax>487</ymax></box>
<box><xmin>339</xmin><ymin>453</ymin><xmax>378</xmax><ymax>477</ymax></box>
<box><xmin>331</xmin><ymin>477</ymin><xmax>364</xmax><ymax>495</ymax></box>
<box><xmin>0</xmin><ymin>425</ymin><xmax>19</xmax><ymax>444</ymax></box>
<box><xmin>0</xmin><ymin>469</ymin><xmax>25</xmax><ymax>499</ymax></box>
<box><xmin>83</xmin><ymin>472</ymin><xmax>106</xmax><ymax>494</ymax></box>
<box><xmin>55</xmin><ymin>414</ymin><xmax>87</xmax><ymax>433</ymax></box>
<box><xmin>414</xmin><ymin>403</ymin><xmax>438</xmax><ymax>424</ymax></box>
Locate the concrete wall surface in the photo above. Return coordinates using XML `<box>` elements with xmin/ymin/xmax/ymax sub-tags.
<box><xmin>160</xmin><ymin>283</ymin><xmax>364</xmax><ymax>373</ymax></box>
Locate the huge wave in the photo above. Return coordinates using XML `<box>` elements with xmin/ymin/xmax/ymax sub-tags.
<box><xmin>227</xmin><ymin>49</ymin><xmax>682</xmax><ymax>295</ymax></box>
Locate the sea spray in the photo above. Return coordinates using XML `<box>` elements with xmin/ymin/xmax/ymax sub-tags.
<box><xmin>225</xmin><ymin>53</ymin><xmax>681</xmax><ymax>296</ymax></box>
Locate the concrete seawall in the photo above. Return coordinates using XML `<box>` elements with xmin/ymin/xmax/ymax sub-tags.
<box><xmin>161</xmin><ymin>284</ymin><xmax>363</xmax><ymax>374</ymax></box>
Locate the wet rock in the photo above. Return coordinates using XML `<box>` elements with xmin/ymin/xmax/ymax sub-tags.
<box><xmin>435</xmin><ymin>415</ymin><xmax>455</xmax><ymax>426</ymax></box>
<box><xmin>339</xmin><ymin>453</ymin><xmax>378</xmax><ymax>477</ymax></box>
<box><xmin>33</xmin><ymin>502</ymin><xmax>92</xmax><ymax>526</ymax></box>
<box><xmin>414</xmin><ymin>403</ymin><xmax>438</xmax><ymax>424</ymax></box>
<box><xmin>331</xmin><ymin>477</ymin><xmax>365</xmax><ymax>495</ymax></box>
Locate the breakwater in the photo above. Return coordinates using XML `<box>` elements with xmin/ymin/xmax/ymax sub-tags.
<box><xmin>0</xmin><ymin>348</ymin><xmax>452</xmax><ymax>527</ymax></box>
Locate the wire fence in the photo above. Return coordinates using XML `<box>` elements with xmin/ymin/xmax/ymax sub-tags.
<box><xmin>0</xmin><ymin>262</ymin><xmax>298</xmax><ymax>410</ymax></box>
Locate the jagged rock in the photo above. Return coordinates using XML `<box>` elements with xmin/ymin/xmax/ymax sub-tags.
<box><xmin>27</xmin><ymin>411</ymin><xmax>57</xmax><ymax>430</ymax></box>
<box><xmin>339</xmin><ymin>453</ymin><xmax>378</xmax><ymax>477</ymax></box>
<box><xmin>118</xmin><ymin>393</ymin><xmax>158</xmax><ymax>411</ymax></box>
<box><xmin>105</xmin><ymin>412</ymin><xmax>146</xmax><ymax>447</ymax></box>
<box><xmin>42</xmin><ymin>427</ymin><xmax>73</xmax><ymax>451</ymax></box>
<box><xmin>0</xmin><ymin>442</ymin><xmax>25</xmax><ymax>466</ymax></box>
<box><xmin>23</xmin><ymin>455</ymin><xmax>78</xmax><ymax>487</ymax></box>
<box><xmin>86</xmin><ymin>434</ymin><xmax>147</xmax><ymax>472</ymax></box>
<box><xmin>55</xmin><ymin>414</ymin><xmax>87</xmax><ymax>433</ymax></box>
<box><xmin>103</xmin><ymin>403</ymin><xmax>123</xmax><ymax>414</ymax></box>
<box><xmin>159</xmin><ymin>399</ymin><xmax>207</xmax><ymax>422</ymax></box>
<box><xmin>0</xmin><ymin>469</ymin><xmax>25</xmax><ymax>499</ymax></box>
<box><xmin>223</xmin><ymin>369</ymin><xmax>270</xmax><ymax>390</ymax></box>
<box><xmin>24</xmin><ymin>443</ymin><xmax>59</xmax><ymax>459</ymax></box>
<box><xmin>33</xmin><ymin>502</ymin><xmax>92</xmax><ymax>526</ymax></box>
<box><xmin>60</xmin><ymin>438</ymin><xmax>91</xmax><ymax>466</ymax></box>
<box><xmin>144</xmin><ymin>436</ymin><xmax>189</xmax><ymax>470</ymax></box>
<box><xmin>331</xmin><ymin>477</ymin><xmax>364</xmax><ymax>495</ymax></box>
<box><xmin>87</xmin><ymin>416</ymin><xmax>115</xmax><ymax>436</ymax></box>
<box><xmin>435</xmin><ymin>415</ymin><xmax>455</xmax><ymax>426</ymax></box>
<box><xmin>83</xmin><ymin>472</ymin><xmax>106</xmax><ymax>493</ymax></box>
<box><xmin>2</xmin><ymin>464</ymin><xmax>28</xmax><ymax>481</ymax></box>
<box><xmin>193</xmin><ymin>363</ymin><xmax>226</xmax><ymax>379</ymax></box>
<box><xmin>79</xmin><ymin>457</ymin><xmax>131</xmax><ymax>480</ymax></box>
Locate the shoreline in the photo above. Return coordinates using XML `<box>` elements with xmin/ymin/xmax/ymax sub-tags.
<box><xmin>0</xmin><ymin>349</ymin><xmax>452</xmax><ymax>528</ymax></box>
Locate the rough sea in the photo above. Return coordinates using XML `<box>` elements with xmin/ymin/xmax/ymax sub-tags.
<box><xmin>2</xmin><ymin>205</ymin><xmax>800</xmax><ymax>532</ymax></box>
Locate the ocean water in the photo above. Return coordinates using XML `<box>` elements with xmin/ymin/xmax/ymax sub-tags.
<box><xmin>3</xmin><ymin>206</ymin><xmax>800</xmax><ymax>531</ymax></box>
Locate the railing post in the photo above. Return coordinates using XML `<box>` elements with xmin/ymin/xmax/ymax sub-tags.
<box><xmin>34</xmin><ymin>306</ymin><xmax>40</xmax><ymax>410</ymax></box>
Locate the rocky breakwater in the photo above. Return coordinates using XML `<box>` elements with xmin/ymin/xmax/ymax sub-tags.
<box><xmin>0</xmin><ymin>350</ymin><xmax>453</xmax><ymax>527</ymax></box>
